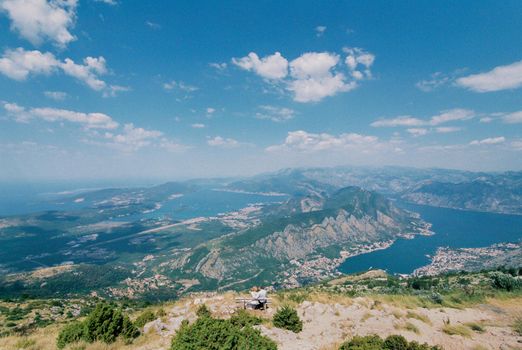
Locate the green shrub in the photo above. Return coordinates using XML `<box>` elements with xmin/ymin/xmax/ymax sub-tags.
<box><xmin>490</xmin><ymin>272</ymin><xmax>519</xmax><ymax>291</ymax></box>
<box><xmin>383</xmin><ymin>335</ymin><xmax>409</xmax><ymax>350</ymax></box>
<box><xmin>195</xmin><ymin>304</ymin><xmax>212</xmax><ymax>318</ymax></box>
<box><xmin>57</xmin><ymin>322</ymin><xmax>86</xmax><ymax>349</ymax></box>
<box><xmin>272</xmin><ymin>305</ymin><xmax>302</xmax><ymax>333</ymax></box>
<box><xmin>56</xmin><ymin>302</ymin><xmax>139</xmax><ymax>349</ymax></box>
<box><xmin>134</xmin><ymin>309</ymin><xmax>156</xmax><ymax>328</ymax></box>
<box><xmin>339</xmin><ymin>335</ymin><xmax>383</xmax><ymax>349</ymax></box>
<box><xmin>229</xmin><ymin>309</ymin><xmax>263</xmax><ymax>328</ymax></box>
<box><xmin>170</xmin><ymin>315</ymin><xmax>277</xmax><ymax>350</ymax></box>
<box><xmin>339</xmin><ymin>334</ymin><xmax>441</xmax><ymax>350</ymax></box>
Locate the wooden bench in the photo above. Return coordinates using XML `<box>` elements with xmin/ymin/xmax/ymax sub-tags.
<box><xmin>235</xmin><ymin>297</ymin><xmax>272</xmax><ymax>310</ymax></box>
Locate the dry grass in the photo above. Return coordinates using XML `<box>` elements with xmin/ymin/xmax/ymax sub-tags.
<box><xmin>371</xmin><ymin>294</ymin><xmax>430</xmax><ymax>309</ymax></box>
<box><xmin>471</xmin><ymin>345</ymin><xmax>489</xmax><ymax>350</ymax></box>
<box><xmin>512</xmin><ymin>316</ymin><xmax>522</xmax><ymax>336</ymax></box>
<box><xmin>464</xmin><ymin>322</ymin><xmax>485</xmax><ymax>333</ymax></box>
<box><xmin>406</xmin><ymin>311</ymin><xmax>431</xmax><ymax>325</ymax></box>
<box><xmin>0</xmin><ymin>320</ymin><xmax>166</xmax><ymax>350</ymax></box>
<box><xmin>394</xmin><ymin>321</ymin><xmax>420</xmax><ymax>334</ymax></box>
<box><xmin>303</xmin><ymin>292</ymin><xmax>354</xmax><ymax>306</ymax></box>
<box><xmin>360</xmin><ymin>312</ymin><xmax>372</xmax><ymax>322</ymax></box>
<box><xmin>391</xmin><ymin>309</ymin><xmax>404</xmax><ymax>319</ymax></box>
<box><xmin>442</xmin><ymin>324</ymin><xmax>473</xmax><ymax>338</ymax></box>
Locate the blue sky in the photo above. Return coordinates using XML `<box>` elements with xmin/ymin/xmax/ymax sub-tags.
<box><xmin>0</xmin><ymin>0</ymin><xmax>522</xmax><ymax>181</ymax></box>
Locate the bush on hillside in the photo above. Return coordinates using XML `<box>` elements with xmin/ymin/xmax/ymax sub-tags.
<box><xmin>56</xmin><ymin>322</ymin><xmax>86</xmax><ymax>349</ymax></box>
<box><xmin>56</xmin><ymin>302</ymin><xmax>139</xmax><ymax>348</ymax></box>
<box><xmin>490</xmin><ymin>271</ymin><xmax>519</xmax><ymax>291</ymax></box>
<box><xmin>84</xmin><ymin>303</ymin><xmax>139</xmax><ymax>343</ymax></box>
<box><xmin>229</xmin><ymin>309</ymin><xmax>263</xmax><ymax>328</ymax></box>
<box><xmin>170</xmin><ymin>312</ymin><xmax>277</xmax><ymax>350</ymax></box>
<box><xmin>272</xmin><ymin>305</ymin><xmax>302</xmax><ymax>333</ymax></box>
<box><xmin>134</xmin><ymin>309</ymin><xmax>156</xmax><ymax>328</ymax></box>
<box><xmin>195</xmin><ymin>304</ymin><xmax>212</xmax><ymax>318</ymax></box>
<box><xmin>339</xmin><ymin>335</ymin><xmax>383</xmax><ymax>349</ymax></box>
<box><xmin>339</xmin><ymin>334</ymin><xmax>442</xmax><ymax>350</ymax></box>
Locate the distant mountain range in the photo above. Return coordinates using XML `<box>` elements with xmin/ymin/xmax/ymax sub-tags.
<box><xmin>227</xmin><ymin>167</ymin><xmax>522</xmax><ymax>215</ymax></box>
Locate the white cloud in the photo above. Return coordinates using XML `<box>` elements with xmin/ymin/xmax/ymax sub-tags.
<box><xmin>372</xmin><ymin>109</ymin><xmax>474</xmax><ymax>128</ymax></box>
<box><xmin>61</xmin><ymin>56</ymin><xmax>108</xmax><ymax>91</ymax></box>
<box><xmin>469</xmin><ymin>136</ymin><xmax>505</xmax><ymax>146</ymax></box>
<box><xmin>343</xmin><ymin>47</ymin><xmax>375</xmax><ymax>80</ymax></box>
<box><xmin>102</xmin><ymin>84</ymin><xmax>131</xmax><ymax>98</ymax></box>
<box><xmin>2</xmin><ymin>102</ymin><xmax>189</xmax><ymax>153</ymax></box>
<box><xmin>416</xmin><ymin>72</ymin><xmax>450</xmax><ymax>92</ymax></box>
<box><xmin>407</xmin><ymin>128</ymin><xmax>428</xmax><ymax>137</ymax></box>
<box><xmin>95</xmin><ymin>0</ymin><xmax>117</xmax><ymax>4</ymax></box>
<box><xmin>255</xmin><ymin>105</ymin><xmax>295</xmax><ymax>122</ymax></box>
<box><xmin>44</xmin><ymin>90</ymin><xmax>67</xmax><ymax>100</ymax></box>
<box><xmin>315</xmin><ymin>25</ymin><xmax>326</xmax><ymax>37</ymax></box>
<box><xmin>2</xmin><ymin>102</ymin><xmax>119</xmax><ymax>129</ymax></box>
<box><xmin>288</xmin><ymin>52</ymin><xmax>358</xmax><ymax>102</ymax></box>
<box><xmin>163</xmin><ymin>80</ymin><xmax>198</xmax><ymax>92</ymax></box>
<box><xmin>206</xmin><ymin>107</ymin><xmax>215</xmax><ymax>115</ymax></box>
<box><xmin>145</xmin><ymin>20</ymin><xmax>160</xmax><ymax>29</ymax></box>
<box><xmin>266</xmin><ymin>130</ymin><xmax>380</xmax><ymax>152</ymax></box>
<box><xmin>435</xmin><ymin>126</ymin><xmax>461</xmax><ymax>133</ymax></box>
<box><xmin>233</xmin><ymin>48</ymin><xmax>375</xmax><ymax>103</ymax></box>
<box><xmin>429</xmin><ymin>109</ymin><xmax>474</xmax><ymax>125</ymax></box>
<box><xmin>102</xmin><ymin>123</ymin><xmax>162</xmax><ymax>152</ymax></box>
<box><xmin>456</xmin><ymin>60</ymin><xmax>522</xmax><ymax>92</ymax></box>
<box><xmin>0</xmin><ymin>48</ymin><xmax>125</xmax><ymax>95</ymax></box>
<box><xmin>371</xmin><ymin>116</ymin><xmax>424</xmax><ymax>127</ymax></box>
<box><xmin>209</xmin><ymin>62</ymin><xmax>227</xmax><ymax>71</ymax></box>
<box><xmin>0</xmin><ymin>48</ymin><xmax>58</xmax><ymax>80</ymax></box>
<box><xmin>207</xmin><ymin>136</ymin><xmax>240</xmax><ymax>148</ymax></box>
<box><xmin>479</xmin><ymin>117</ymin><xmax>494</xmax><ymax>123</ymax></box>
<box><xmin>191</xmin><ymin>123</ymin><xmax>205</xmax><ymax>128</ymax></box>
<box><xmin>0</xmin><ymin>0</ymin><xmax>77</xmax><ymax>48</ymax></box>
<box><xmin>288</xmin><ymin>72</ymin><xmax>354</xmax><ymax>102</ymax></box>
<box><xmin>502</xmin><ymin>111</ymin><xmax>522</xmax><ymax>124</ymax></box>
<box><xmin>232</xmin><ymin>52</ymin><xmax>288</xmax><ymax>80</ymax></box>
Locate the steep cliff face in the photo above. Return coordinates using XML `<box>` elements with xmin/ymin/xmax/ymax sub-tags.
<box><xmin>254</xmin><ymin>209</ymin><xmax>400</xmax><ymax>261</ymax></box>
<box><xmin>182</xmin><ymin>187</ymin><xmax>426</xmax><ymax>287</ymax></box>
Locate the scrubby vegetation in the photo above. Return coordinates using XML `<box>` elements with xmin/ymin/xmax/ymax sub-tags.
<box><xmin>339</xmin><ymin>334</ymin><xmax>442</xmax><ymax>350</ymax></box>
<box><xmin>134</xmin><ymin>309</ymin><xmax>157</xmax><ymax>328</ymax></box>
<box><xmin>56</xmin><ymin>302</ymin><xmax>139</xmax><ymax>348</ymax></box>
<box><xmin>513</xmin><ymin>316</ymin><xmax>522</xmax><ymax>336</ymax></box>
<box><xmin>290</xmin><ymin>268</ymin><xmax>522</xmax><ymax>310</ymax></box>
<box><xmin>229</xmin><ymin>309</ymin><xmax>263</xmax><ymax>327</ymax></box>
<box><xmin>272</xmin><ymin>305</ymin><xmax>303</xmax><ymax>333</ymax></box>
<box><xmin>441</xmin><ymin>324</ymin><xmax>472</xmax><ymax>338</ymax></box>
<box><xmin>170</xmin><ymin>305</ymin><xmax>276</xmax><ymax>350</ymax></box>
<box><xmin>490</xmin><ymin>271</ymin><xmax>520</xmax><ymax>291</ymax></box>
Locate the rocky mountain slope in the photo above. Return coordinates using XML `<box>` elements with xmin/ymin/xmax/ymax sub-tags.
<box><xmin>172</xmin><ymin>187</ymin><xmax>428</xmax><ymax>289</ymax></box>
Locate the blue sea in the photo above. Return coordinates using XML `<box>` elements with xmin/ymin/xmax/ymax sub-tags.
<box><xmin>338</xmin><ymin>202</ymin><xmax>522</xmax><ymax>275</ymax></box>
<box><xmin>0</xmin><ymin>182</ymin><xmax>287</xmax><ymax>220</ymax></box>
<box><xmin>0</xmin><ymin>181</ymin><xmax>152</xmax><ymax>217</ymax></box>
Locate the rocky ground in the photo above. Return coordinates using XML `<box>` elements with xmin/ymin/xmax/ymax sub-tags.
<box><xmin>2</xmin><ymin>271</ymin><xmax>522</xmax><ymax>350</ymax></box>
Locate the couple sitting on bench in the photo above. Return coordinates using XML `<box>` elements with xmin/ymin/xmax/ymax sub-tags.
<box><xmin>247</xmin><ymin>286</ymin><xmax>268</xmax><ymax>310</ymax></box>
